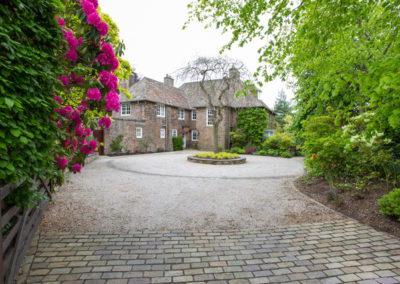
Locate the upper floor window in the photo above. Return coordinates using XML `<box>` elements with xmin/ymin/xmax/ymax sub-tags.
<box><xmin>206</xmin><ymin>108</ymin><xmax>214</xmax><ymax>126</ymax></box>
<box><xmin>121</xmin><ymin>103</ymin><xmax>131</xmax><ymax>116</ymax></box>
<box><xmin>191</xmin><ymin>110</ymin><xmax>197</xmax><ymax>121</ymax></box>
<box><xmin>156</xmin><ymin>104</ymin><xmax>165</xmax><ymax>117</ymax></box>
<box><xmin>172</xmin><ymin>129</ymin><xmax>178</xmax><ymax>137</ymax></box>
<box><xmin>160</xmin><ymin>128</ymin><xmax>166</xmax><ymax>139</ymax></box>
<box><xmin>178</xmin><ymin>109</ymin><xmax>185</xmax><ymax>120</ymax></box>
<box><xmin>192</xmin><ymin>130</ymin><xmax>199</xmax><ymax>141</ymax></box>
<box><xmin>136</xmin><ymin>127</ymin><xmax>143</xmax><ymax>139</ymax></box>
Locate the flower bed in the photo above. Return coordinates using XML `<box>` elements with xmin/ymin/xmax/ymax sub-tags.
<box><xmin>188</xmin><ymin>152</ymin><xmax>246</xmax><ymax>165</ymax></box>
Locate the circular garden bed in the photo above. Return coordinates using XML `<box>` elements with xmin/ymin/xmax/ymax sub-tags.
<box><xmin>187</xmin><ymin>152</ymin><xmax>246</xmax><ymax>165</ymax></box>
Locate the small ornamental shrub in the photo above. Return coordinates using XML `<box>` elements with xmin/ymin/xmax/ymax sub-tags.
<box><xmin>378</xmin><ymin>188</ymin><xmax>400</xmax><ymax>221</ymax></box>
<box><xmin>230</xmin><ymin>146</ymin><xmax>241</xmax><ymax>153</ymax></box>
<box><xmin>110</xmin><ymin>135</ymin><xmax>123</xmax><ymax>152</ymax></box>
<box><xmin>258</xmin><ymin>150</ymin><xmax>266</xmax><ymax>155</ymax></box>
<box><xmin>195</xmin><ymin>152</ymin><xmax>239</xmax><ymax>159</ymax></box>
<box><xmin>281</xmin><ymin>151</ymin><xmax>293</xmax><ymax>158</ymax></box>
<box><xmin>172</xmin><ymin>136</ymin><xmax>184</xmax><ymax>151</ymax></box>
<box><xmin>229</xmin><ymin>129</ymin><xmax>247</xmax><ymax>148</ymax></box>
<box><xmin>263</xmin><ymin>132</ymin><xmax>295</xmax><ymax>156</ymax></box>
<box><xmin>245</xmin><ymin>147</ymin><xmax>257</xmax><ymax>155</ymax></box>
<box><xmin>238</xmin><ymin>149</ymin><xmax>246</xmax><ymax>154</ymax></box>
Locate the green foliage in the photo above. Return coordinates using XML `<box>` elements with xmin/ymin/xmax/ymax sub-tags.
<box><xmin>262</xmin><ymin>132</ymin><xmax>295</xmax><ymax>157</ymax></box>
<box><xmin>303</xmin><ymin>113</ymin><xmax>396</xmax><ymax>182</ymax></box>
<box><xmin>379</xmin><ymin>188</ymin><xmax>400</xmax><ymax>221</ymax></box>
<box><xmin>230</xmin><ymin>146</ymin><xmax>241</xmax><ymax>153</ymax></box>
<box><xmin>238</xmin><ymin>149</ymin><xmax>245</xmax><ymax>154</ymax></box>
<box><xmin>110</xmin><ymin>135</ymin><xmax>123</xmax><ymax>152</ymax></box>
<box><xmin>6</xmin><ymin>182</ymin><xmax>49</xmax><ymax>210</ymax></box>
<box><xmin>274</xmin><ymin>90</ymin><xmax>292</xmax><ymax>127</ymax></box>
<box><xmin>258</xmin><ymin>150</ymin><xmax>266</xmax><ymax>155</ymax></box>
<box><xmin>172</xmin><ymin>136</ymin><xmax>184</xmax><ymax>151</ymax></box>
<box><xmin>187</xmin><ymin>0</ymin><xmax>400</xmax><ymax>184</ymax></box>
<box><xmin>0</xmin><ymin>0</ymin><xmax>63</xmax><ymax>185</ymax></box>
<box><xmin>234</xmin><ymin>108</ymin><xmax>269</xmax><ymax>147</ymax></box>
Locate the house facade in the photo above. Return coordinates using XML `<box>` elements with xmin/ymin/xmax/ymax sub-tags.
<box><xmin>102</xmin><ymin>72</ymin><xmax>275</xmax><ymax>154</ymax></box>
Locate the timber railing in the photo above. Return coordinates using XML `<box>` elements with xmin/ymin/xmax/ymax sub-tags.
<box><xmin>0</xmin><ymin>178</ymin><xmax>52</xmax><ymax>284</ymax></box>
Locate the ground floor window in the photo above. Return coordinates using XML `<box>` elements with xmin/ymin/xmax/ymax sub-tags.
<box><xmin>206</xmin><ymin>108</ymin><xmax>213</xmax><ymax>126</ymax></box>
<box><xmin>172</xmin><ymin>129</ymin><xmax>178</xmax><ymax>137</ymax></box>
<box><xmin>136</xmin><ymin>127</ymin><xmax>142</xmax><ymax>138</ymax></box>
<box><xmin>192</xmin><ymin>130</ymin><xmax>199</xmax><ymax>141</ymax></box>
<box><xmin>160</xmin><ymin>128</ymin><xmax>165</xmax><ymax>139</ymax></box>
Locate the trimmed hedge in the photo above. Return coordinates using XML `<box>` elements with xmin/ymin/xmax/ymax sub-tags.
<box><xmin>172</xmin><ymin>136</ymin><xmax>184</xmax><ymax>151</ymax></box>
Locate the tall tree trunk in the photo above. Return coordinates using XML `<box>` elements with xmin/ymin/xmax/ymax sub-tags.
<box><xmin>213</xmin><ymin>119</ymin><xmax>219</xmax><ymax>153</ymax></box>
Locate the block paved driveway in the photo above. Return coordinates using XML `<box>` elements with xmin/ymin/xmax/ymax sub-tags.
<box><xmin>19</xmin><ymin>152</ymin><xmax>400</xmax><ymax>283</ymax></box>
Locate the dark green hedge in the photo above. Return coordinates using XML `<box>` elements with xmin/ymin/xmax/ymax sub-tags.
<box><xmin>0</xmin><ymin>0</ymin><xmax>64</xmax><ymax>184</ymax></box>
<box><xmin>172</xmin><ymin>136</ymin><xmax>183</xmax><ymax>151</ymax></box>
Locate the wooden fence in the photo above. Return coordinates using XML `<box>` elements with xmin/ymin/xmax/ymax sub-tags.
<box><xmin>0</xmin><ymin>178</ymin><xmax>52</xmax><ymax>284</ymax></box>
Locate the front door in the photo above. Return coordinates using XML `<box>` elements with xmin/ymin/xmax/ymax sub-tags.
<box><xmin>183</xmin><ymin>134</ymin><xmax>186</xmax><ymax>149</ymax></box>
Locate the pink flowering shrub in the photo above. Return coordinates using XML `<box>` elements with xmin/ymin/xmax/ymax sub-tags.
<box><xmin>53</xmin><ymin>0</ymin><xmax>121</xmax><ymax>177</ymax></box>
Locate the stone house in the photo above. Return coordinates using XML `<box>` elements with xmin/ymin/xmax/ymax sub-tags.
<box><xmin>101</xmin><ymin>71</ymin><xmax>275</xmax><ymax>154</ymax></box>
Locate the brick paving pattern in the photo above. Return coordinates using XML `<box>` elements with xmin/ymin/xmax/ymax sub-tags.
<box><xmin>19</xmin><ymin>219</ymin><xmax>400</xmax><ymax>283</ymax></box>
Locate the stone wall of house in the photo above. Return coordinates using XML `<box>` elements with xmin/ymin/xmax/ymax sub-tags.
<box><xmin>194</xmin><ymin>107</ymin><xmax>231</xmax><ymax>151</ymax></box>
<box><xmin>104</xmin><ymin>101</ymin><xmax>196</xmax><ymax>154</ymax></box>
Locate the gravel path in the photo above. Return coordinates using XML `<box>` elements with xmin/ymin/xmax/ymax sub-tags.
<box><xmin>40</xmin><ymin>151</ymin><xmax>342</xmax><ymax>232</ymax></box>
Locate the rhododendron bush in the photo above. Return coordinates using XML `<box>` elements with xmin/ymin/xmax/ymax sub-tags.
<box><xmin>0</xmin><ymin>0</ymin><xmax>132</xmax><ymax>195</ymax></box>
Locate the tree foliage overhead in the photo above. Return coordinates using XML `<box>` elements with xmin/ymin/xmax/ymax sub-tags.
<box><xmin>186</xmin><ymin>0</ymin><xmax>400</xmax><ymax>182</ymax></box>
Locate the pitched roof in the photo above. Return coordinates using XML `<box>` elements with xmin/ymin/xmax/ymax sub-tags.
<box><xmin>120</xmin><ymin>76</ymin><xmax>274</xmax><ymax>113</ymax></box>
<box><xmin>179</xmin><ymin>79</ymin><xmax>274</xmax><ymax>113</ymax></box>
<box><xmin>119</xmin><ymin>77</ymin><xmax>191</xmax><ymax>109</ymax></box>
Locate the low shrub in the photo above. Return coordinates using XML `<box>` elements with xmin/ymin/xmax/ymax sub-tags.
<box><xmin>172</xmin><ymin>136</ymin><xmax>184</xmax><ymax>151</ymax></box>
<box><xmin>230</xmin><ymin>146</ymin><xmax>241</xmax><ymax>153</ymax></box>
<box><xmin>281</xmin><ymin>151</ymin><xmax>293</xmax><ymax>158</ymax></box>
<box><xmin>245</xmin><ymin>147</ymin><xmax>257</xmax><ymax>155</ymax></box>
<box><xmin>238</xmin><ymin>149</ymin><xmax>246</xmax><ymax>154</ymax></box>
<box><xmin>379</xmin><ymin>188</ymin><xmax>400</xmax><ymax>221</ymax></box>
<box><xmin>110</xmin><ymin>135</ymin><xmax>123</xmax><ymax>152</ymax></box>
<box><xmin>258</xmin><ymin>150</ymin><xmax>266</xmax><ymax>155</ymax></box>
<box><xmin>263</xmin><ymin>132</ymin><xmax>295</xmax><ymax>153</ymax></box>
<box><xmin>195</xmin><ymin>152</ymin><xmax>239</xmax><ymax>159</ymax></box>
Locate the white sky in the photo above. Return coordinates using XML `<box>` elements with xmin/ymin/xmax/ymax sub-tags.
<box><xmin>99</xmin><ymin>0</ymin><xmax>294</xmax><ymax>109</ymax></box>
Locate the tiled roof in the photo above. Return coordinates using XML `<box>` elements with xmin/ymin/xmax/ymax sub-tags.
<box><xmin>120</xmin><ymin>77</ymin><xmax>273</xmax><ymax>113</ymax></box>
<box><xmin>179</xmin><ymin>79</ymin><xmax>274</xmax><ymax>113</ymax></box>
<box><xmin>119</xmin><ymin>77</ymin><xmax>191</xmax><ymax>109</ymax></box>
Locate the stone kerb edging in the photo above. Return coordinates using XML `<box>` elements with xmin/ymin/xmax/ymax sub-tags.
<box><xmin>187</xmin><ymin>155</ymin><xmax>246</xmax><ymax>165</ymax></box>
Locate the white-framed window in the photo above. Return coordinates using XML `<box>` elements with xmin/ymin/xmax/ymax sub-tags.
<box><xmin>172</xmin><ymin>129</ymin><xmax>178</xmax><ymax>137</ymax></box>
<box><xmin>191</xmin><ymin>110</ymin><xmax>197</xmax><ymax>121</ymax></box>
<box><xmin>136</xmin><ymin>127</ymin><xmax>142</xmax><ymax>139</ymax></box>
<box><xmin>206</xmin><ymin>108</ymin><xmax>214</xmax><ymax>126</ymax></box>
<box><xmin>121</xmin><ymin>103</ymin><xmax>131</xmax><ymax>116</ymax></box>
<box><xmin>192</xmin><ymin>130</ymin><xmax>199</xmax><ymax>141</ymax></box>
<box><xmin>178</xmin><ymin>109</ymin><xmax>185</xmax><ymax>120</ymax></box>
<box><xmin>160</xmin><ymin>128</ymin><xmax>165</xmax><ymax>139</ymax></box>
<box><xmin>156</xmin><ymin>104</ymin><xmax>165</xmax><ymax>117</ymax></box>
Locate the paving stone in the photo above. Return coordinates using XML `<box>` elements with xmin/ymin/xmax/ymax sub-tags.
<box><xmin>16</xmin><ymin>220</ymin><xmax>400</xmax><ymax>284</ymax></box>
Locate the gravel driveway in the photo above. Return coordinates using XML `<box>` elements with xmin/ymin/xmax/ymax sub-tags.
<box><xmin>40</xmin><ymin>151</ymin><xmax>342</xmax><ymax>232</ymax></box>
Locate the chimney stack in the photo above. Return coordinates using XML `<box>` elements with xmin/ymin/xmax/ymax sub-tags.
<box><xmin>164</xmin><ymin>74</ymin><xmax>174</xmax><ymax>87</ymax></box>
<box><xmin>229</xmin><ymin>67</ymin><xmax>240</xmax><ymax>79</ymax></box>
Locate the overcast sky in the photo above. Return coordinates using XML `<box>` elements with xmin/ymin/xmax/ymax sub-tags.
<box><xmin>99</xmin><ymin>0</ymin><xmax>294</xmax><ymax>109</ymax></box>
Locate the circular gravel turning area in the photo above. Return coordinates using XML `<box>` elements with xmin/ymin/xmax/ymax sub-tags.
<box><xmin>107</xmin><ymin>151</ymin><xmax>304</xmax><ymax>179</ymax></box>
<box><xmin>40</xmin><ymin>151</ymin><xmax>342</xmax><ymax>232</ymax></box>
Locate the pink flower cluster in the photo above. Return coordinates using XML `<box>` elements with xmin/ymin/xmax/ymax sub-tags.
<box><xmin>97</xmin><ymin>43</ymin><xmax>119</xmax><ymax>72</ymax></box>
<box><xmin>54</xmin><ymin>0</ymin><xmax>120</xmax><ymax>175</ymax></box>
<box><xmin>81</xmin><ymin>0</ymin><xmax>109</xmax><ymax>37</ymax></box>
